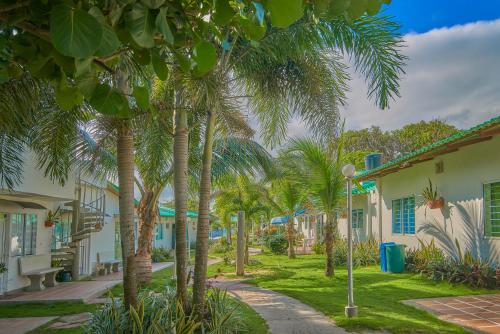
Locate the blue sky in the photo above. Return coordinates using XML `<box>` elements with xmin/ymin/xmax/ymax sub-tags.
<box><xmin>384</xmin><ymin>0</ymin><xmax>500</xmax><ymax>33</ymax></box>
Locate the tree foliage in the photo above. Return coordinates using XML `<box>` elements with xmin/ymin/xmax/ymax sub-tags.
<box><xmin>0</xmin><ymin>0</ymin><xmax>390</xmax><ymax>116</ymax></box>
<box><xmin>343</xmin><ymin>120</ymin><xmax>458</xmax><ymax>169</ymax></box>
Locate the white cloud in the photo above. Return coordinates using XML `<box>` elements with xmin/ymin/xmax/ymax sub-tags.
<box><xmin>339</xmin><ymin>19</ymin><xmax>500</xmax><ymax>131</ymax></box>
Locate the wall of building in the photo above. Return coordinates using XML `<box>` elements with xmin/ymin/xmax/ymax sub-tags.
<box><xmin>374</xmin><ymin>135</ymin><xmax>500</xmax><ymax>263</ymax></box>
<box><xmin>155</xmin><ymin>216</ymin><xmax>198</xmax><ymax>251</ymax></box>
<box><xmin>338</xmin><ymin>194</ymin><xmax>372</xmax><ymax>242</ymax></box>
<box><xmin>0</xmin><ymin>198</ymin><xmax>65</xmax><ymax>292</ymax></box>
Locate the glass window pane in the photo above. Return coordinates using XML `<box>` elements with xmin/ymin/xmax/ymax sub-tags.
<box><xmin>25</xmin><ymin>214</ymin><xmax>37</xmax><ymax>255</ymax></box>
<box><xmin>10</xmin><ymin>214</ymin><xmax>23</xmax><ymax>256</ymax></box>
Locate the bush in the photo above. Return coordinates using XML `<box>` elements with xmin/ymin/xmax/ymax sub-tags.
<box><xmin>332</xmin><ymin>239</ymin><xmax>380</xmax><ymax>267</ymax></box>
<box><xmin>332</xmin><ymin>239</ymin><xmax>348</xmax><ymax>266</ymax></box>
<box><xmin>151</xmin><ymin>247</ymin><xmax>172</xmax><ymax>263</ymax></box>
<box><xmin>268</xmin><ymin>234</ymin><xmax>288</xmax><ymax>255</ymax></box>
<box><xmin>86</xmin><ymin>287</ymin><xmax>246</xmax><ymax>334</ymax></box>
<box><xmin>312</xmin><ymin>241</ymin><xmax>324</xmax><ymax>254</ymax></box>
<box><xmin>209</xmin><ymin>238</ymin><xmax>233</xmax><ymax>254</ymax></box>
<box><xmin>354</xmin><ymin>239</ymin><xmax>380</xmax><ymax>266</ymax></box>
<box><xmin>405</xmin><ymin>239</ymin><xmax>498</xmax><ymax>289</ymax></box>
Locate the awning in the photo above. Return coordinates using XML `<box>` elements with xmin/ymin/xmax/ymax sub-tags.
<box><xmin>271</xmin><ymin>209</ymin><xmax>307</xmax><ymax>225</ymax></box>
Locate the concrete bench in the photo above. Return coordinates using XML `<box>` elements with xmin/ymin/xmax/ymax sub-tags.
<box><xmin>19</xmin><ymin>255</ymin><xmax>64</xmax><ymax>291</ymax></box>
<box><xmin>103</xmin><ymin>260</ymin><xmax>120</xmax><ymax>274</ymax></box>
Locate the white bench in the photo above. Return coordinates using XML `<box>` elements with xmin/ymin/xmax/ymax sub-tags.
<box><xmin>19</xmin><ymin>255</ymin><xmax>64</xmax><ymax>291</ymax></box>
<box><xmin>103</xmin><ymin>260</ymin><xmax>120</xmax><ymax>274</ymax></box>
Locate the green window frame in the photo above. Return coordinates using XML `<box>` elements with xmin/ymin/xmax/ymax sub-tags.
<box><xmin>352</xmin><ymin>209</ymin><xmax>364</xmax><ymax>229</ymax></box>
<box><xmin>392</xmin><ymin>197</ymin><xmax>415</xmax><ymax>235</ymax></box>
<box><xmin>10</xmin><ymin>213</ymin><xmax>37</xmax><ymax>256</ymax></box>
<box><xmin>155</xmin><ymin>224</ymin><xmax>164</xmax><ymax>240</ymax></box>
<box><xmin>484</xmin><ymin>181</ymin><xmax>500</xmax><ymax>237</ymax></box>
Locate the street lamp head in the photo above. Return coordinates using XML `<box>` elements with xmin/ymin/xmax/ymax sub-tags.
<box><xmin>342</xmin><ymin>164</ymin><xmax>356</xmax><ymax>178</ymax></box>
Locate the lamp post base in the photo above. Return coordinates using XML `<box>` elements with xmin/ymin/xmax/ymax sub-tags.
<box><xmin>345</xmin><ymin>305</ymin><xmax>358</xmax><ymax>318</ymax></box>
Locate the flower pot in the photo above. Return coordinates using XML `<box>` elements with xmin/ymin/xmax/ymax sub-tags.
<box><xmin>44</xmin><ymin>220</ymin><xmax>55</xmax><ymax>227</ymax></box>
<box><xmin>427</xmin><ymin>197</ymin><xmax>444</xmax><ymax>209</ymax></box>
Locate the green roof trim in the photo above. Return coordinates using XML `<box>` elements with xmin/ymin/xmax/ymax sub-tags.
<box><xmin>355</xmin><ymin>115</ymin><xmax>500</xmax><ymax>180</ymax></box>
<box><xmin>106</xmin><ymin>181</ymin><xmax>140</xmax><ymax>206</ymax></box>
<box><xmin>159</xmin><ymin>206</ymin><xmax>198</xmax><ymax>218</ymax></box>
<box><xmin>352</xmin><ymin>181</ymin><xmax>376</xmax><ymax>195</ymax></box>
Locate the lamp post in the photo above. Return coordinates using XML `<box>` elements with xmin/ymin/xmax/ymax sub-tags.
<box><xmin>342</xmin><ymin>164</ymin><xmax>358</xmax><ymax>318</ymax></box>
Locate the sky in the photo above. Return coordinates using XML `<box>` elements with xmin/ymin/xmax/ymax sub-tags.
<box><xmin>285</xmin><ymin>0</ymin><xmax>500</xmax><ymax>137</ymax></box>
<box><xmin>160</xmin><ymin>1</ymin><xmax>500</xmax><ymax>201</ymax></box>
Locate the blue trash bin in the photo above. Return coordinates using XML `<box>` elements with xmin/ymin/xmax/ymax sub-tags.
<box><xmin>380</xmin><ymin>242</ymin><xmax>396</xmax><ymax>272</ymax></box>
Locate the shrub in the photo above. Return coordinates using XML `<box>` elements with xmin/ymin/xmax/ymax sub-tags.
<box><xmin>405</xmin><ymin>239</ymin><xmax>498</xmax><ymax>289</ymax></box>
<box><xmin>209</xmin><ymin>238</ymin><xmax>233</xmax><ymax>254</ymax></box>
<box><xmin>268</xmin><ymin>234</ymin><xmax>288</xmax><ymax>255</ymax></box>
<box><xmin>332</xmin><ymin>239</ymin><xmax>348</xmax><ymax>266</ymax></box>
<box><xmin>331</xmin><ymin>239</ymin><xmax>380</xmax><ymax>267</ymax></box>
<box><xmin>405</xmin><ymin>239</ymin><xmax>444</xmax><ymax>273</ymax></box>
<box><xmin>354</xmin><ymin>239</ymin><xmax>380</xmax><ymax>266</ymax></box>
<box><xmin>86</xmin><ymin>287</ymin><xmax>247</xmax><ymax>334</ymax></box>
<box><xmin>312</xmin><ymin>241</ymin><xmax>325</xmax><ymax>254</ymax></box>
<box><xmin>151</xmin><ymin>247</ymin><xmax>172</xmax><ymax>263</ymax></box>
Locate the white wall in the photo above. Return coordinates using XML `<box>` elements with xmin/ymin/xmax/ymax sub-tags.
<box><xmin>154</xmin><ymin>216</ymin><xmax>198</xmax><ymax>251</ymax></box>
<box><xmin>1</xmin><ymin>150</ymin><xmax>76</xmax><ymax>200</ymax></box>
<box><xmin>338</xmin><ymin>195</ymin><xmax>372</xmax><ymax>242</ymax></box>
<box><xmin>372</xmin><ymin>135</ymin><xmax>500</xmax><ymax>263</ymax></box>
<box><xmin>0</xmin><ymin>198</ymin><xmax>65</xmax><ymax>292</ymax></box>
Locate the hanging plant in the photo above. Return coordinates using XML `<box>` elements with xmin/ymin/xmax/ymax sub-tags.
<box><xmin>422</xmin><ymin>179</ymin><xmax>444</xmax><ymax>209</ymax></box>
<box><xmin>45</xmin><ymin>207</ymin><xmax>61</xmax><ymax>227</ymax></box>
<box><xmin>0</xmin><ymin>263</ymin><xmax>7</xmax><ymax>274</ymax></box>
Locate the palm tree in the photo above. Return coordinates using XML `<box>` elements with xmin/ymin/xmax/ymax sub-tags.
<box><xmin>267</xmin><ymin>178</ymin><xmax>307</xmax><ymax>259</ymax></box>
<box><xmin>283</xmin><ymin>138</ymin><xmax>345</xmax><ymax>276</ymax></box>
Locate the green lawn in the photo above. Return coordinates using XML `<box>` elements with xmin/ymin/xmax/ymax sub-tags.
<box><xmin>208</xmin><ymin>253</ymin><xmax>496</xmax><ymax>334</ymax></box>
<box><xmin>0</xmin><ymin>302</ymin><xmax>97</xmax><ymax>318</ymax></box>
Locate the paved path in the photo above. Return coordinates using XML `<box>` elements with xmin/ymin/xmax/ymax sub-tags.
<box><xmin>0</xmin><ymin>262</ymin><xmax>172</xmax><ymax>304</ymax></box>
<box><xmin>211</xmin><ymin>279</ymin><xmax>347</xmax><ymax>334</ymax></box>
<box><xmin>0</xmin><ymin>317</ymin><xmax>56</xmax><ymax>334</ymax></box>
<box><xmin>405</xmin><ymin>294</ymin><xmax>500</xmax><ymax>334</ymax></box>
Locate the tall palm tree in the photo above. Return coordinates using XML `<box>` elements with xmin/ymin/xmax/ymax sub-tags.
<box><xmin>192</xmin><ymin>14</ymin><xmax>405</xmax><ymax>314</ymax></box>
<box><xmin>283</xmin><ymin>138</ymin><xmax>345</xmax><ymax>276</ymax></box>
<box><xmin>266</xmin><ymin>178</ymin><xmax>307</xmax><ymax>259</ymax></box>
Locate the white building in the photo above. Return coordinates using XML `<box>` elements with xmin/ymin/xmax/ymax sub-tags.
<box><xmin>0</xmin><ymin>155</ymin><xmax>197</xmax><ymax>295</ymax></box>
<box><xmin>339</xmin><ymin>115</ymin><xmax>500</xmax><ymax>263</ymax></box>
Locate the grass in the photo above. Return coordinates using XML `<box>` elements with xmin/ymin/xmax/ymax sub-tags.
<box><xmin>207</xmin><ymin>253</ymin><xmax>496</xmax><ymax>334</ymax></box>
<box><xmin>0</xmin><ymin>302</ymin><xmax>97</xmax><ymax>318</ymax></box>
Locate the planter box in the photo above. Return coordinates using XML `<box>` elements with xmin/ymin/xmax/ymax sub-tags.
<box><xmin>427</xmin><ymin>197</ymin><xmax>444</xmax><ymax>209</ymax></box>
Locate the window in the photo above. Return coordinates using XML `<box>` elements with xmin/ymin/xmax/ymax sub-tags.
<box><xmin>352</xmin><ymin>209</ymin><xmax>364</xmax><ymax>229</ymax></box>
<box><xmin>484</xmin><ymin>181</ymin><xmax>500</xmax><ymax>237</ymax></box>
<box><xmin>10</xmin><ymin>214</ymin><xmax>37</xmax><ymax>256</ymax></box>
<box><xmin>155</xmin><ymin>224</ymin><xmax>164</xmax><ymax>240</ymax></box>
<box><xmin>392</xmin><ymin>197</ymin><xmax>415</xmax><ymax>234</ymax></box>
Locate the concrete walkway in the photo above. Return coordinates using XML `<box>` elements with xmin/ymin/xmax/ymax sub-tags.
<box><xmin>0</xmin><ymin>262</ymin><xmax>172</xmax><ymax>304</ymax></box>
<box><xmin>0</xmin><ymin>317</ymin><xmax>56</xmax><ymax>334</ymax></box>
<box><xmin>211</xmin><ymin>279</ymin><xmax>347</xmax><ymax>334</ymax></box>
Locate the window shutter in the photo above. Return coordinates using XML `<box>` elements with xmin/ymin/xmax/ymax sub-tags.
<box><xmin>484</xmin><ymin>183</ymin><xmax>492</xmax><ymax>237</ymax></box>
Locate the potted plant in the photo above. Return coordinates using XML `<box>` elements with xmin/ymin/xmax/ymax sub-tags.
<box><xmin>0</xmin><ymin>262</ymin><xmax>7</xmax><ymax>274</ymax></box>
<box><xmin>45</xmin><ymin>207</ymin><xmax>61</xmax><ymax>227</ymax></box>
<box><xmin>422</xmin><ymin>179</ymin><xmax>444</xmax><ymax>209</ymax></box>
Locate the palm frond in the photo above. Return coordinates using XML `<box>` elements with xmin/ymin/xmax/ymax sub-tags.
<box><xmin>0</xmin><ymin>133</ymin><xmax>26</xmax><ymax>189</ymax></box>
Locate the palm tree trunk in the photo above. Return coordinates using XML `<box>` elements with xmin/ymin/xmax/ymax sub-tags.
<box><xmin>135</xmin><ymin>189</ymin><xmax>158</xmax><ymax>285</ymax></box>
<box><xmin>236</xmin><ymin>211</ymin><xmax>245</xmax><ymax>276</ymax></box>
<box><xmin>173</xmin><ymin>92</ymin><xmax>189</xmax><ymax>309</ymax></box>
<box><xmin>287</xmin><ymin>215</ymin><xmax>296</xmax><ymax>259</ymax></box>
<box><xmin>244</xmin><ymin>231</ymin><xmax>249</xmax><ymax>265</ymax></box>
<box><xmin>192</xmin><ymin>110</ymin><xmax>216</xmax><ymax>316</ymax></box>
<box><xmin>226</xmin><ymin>213</ymin><xmax>232</xmax><ymax>244</ymax></box>
<box><xmin>117</xmin><ymin>120</ymin><xmax>138</xmax><ymax>308</ymax></box>
<box><xmin>325</xmin><ymin>212</ymin><xmax>334</xmax><ymax>277</ymax></box>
